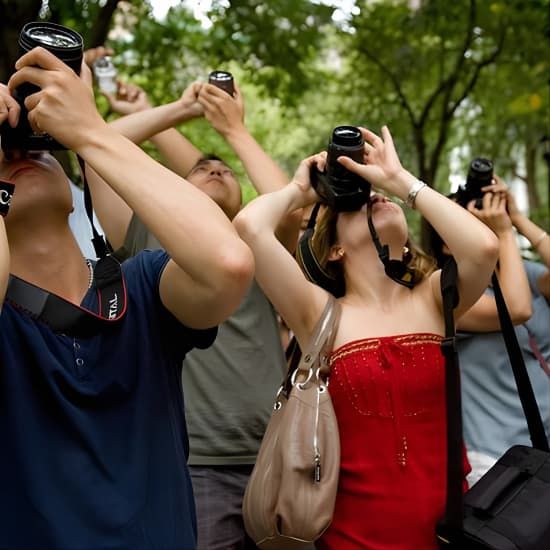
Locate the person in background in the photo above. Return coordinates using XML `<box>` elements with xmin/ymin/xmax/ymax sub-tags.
<box><xmin>429</xmin><ymin>179</ymin><xmax>550</xmax><ymax>484</ymax></box>
<box><xmin>233</xmin><ymin>126</ymin><xmax>499</xmax><ymax>549</ymax></box>
<box><xmin>85</xmin><ymin>73</ymin><xmax>298</xmax><ymax>549</ymax></box>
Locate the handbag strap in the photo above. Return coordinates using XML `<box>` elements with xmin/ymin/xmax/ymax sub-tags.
<box><xmin>440</xmin><ymin>260</ymin><xmax>550</xmax><ymax>535</ymax></box>
<box><xmin>282</xmin><ymin>294</ymin><xmax>341</xmax><ymax>395</ymax></box>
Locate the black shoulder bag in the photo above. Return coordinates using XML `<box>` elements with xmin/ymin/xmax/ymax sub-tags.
<box><xmin>436</xmin><ymin>258</ymin><xmax>550</xmax><ymax>550</ymax></box>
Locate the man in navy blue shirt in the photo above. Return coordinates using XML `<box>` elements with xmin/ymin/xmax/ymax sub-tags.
<box><xmin>0</xmin><ymin>47</ymin><xmax>253</xmax><ymax>549</ymax></box>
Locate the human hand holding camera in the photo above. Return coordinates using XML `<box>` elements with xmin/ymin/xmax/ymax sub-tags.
<box><xmin>467</xmin><ymin>176</ymin><xmax>513</xmax><ymax>236</ymax></box>
<box><xmin>8</xmin><ymin>47</ymin><xmax>105</xmax><ymax>152</ymax></box>
<box><xmin>288</xmin><ymin>152</ymin><xmax>327</xmax><ymax>209</ymax></box>
<box><xmin>337</xmin><ymin>126</ymin><xmax>414</xmax><ymax>200</ymax></box>
<box><xmin>198</xmin><ymin>80</ymin><xmax>245</xmax><ymax>138</ymax></box>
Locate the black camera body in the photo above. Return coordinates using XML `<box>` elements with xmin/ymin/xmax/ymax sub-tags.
<box><xmin>455</xmin><ymin>157</ymin><xmax>494</xmax><ymax>208</ymax></box>
<box><xmin>208</xmin><ymin>70</ymin><xmax>235</xmax><ymax>96</ymax></box>
<box><xmin>0</xmin><ymin>22</ymin><xmax>83</xmax><ymax>152</ymax></box>
<box><xmin>311</xmin><ymin>125</ymin><xmax>370</xmax><ymax>212</ymax></box>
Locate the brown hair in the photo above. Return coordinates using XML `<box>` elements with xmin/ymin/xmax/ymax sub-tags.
<box><xmin>301</xmin><ymin>207</ymin><xmax>437</xmax><ymax>294</ymax></box>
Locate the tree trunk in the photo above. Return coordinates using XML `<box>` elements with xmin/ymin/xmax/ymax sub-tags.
<box><xmin>0</xmin><ymin>0</ymin><xmax>42</xmax><ymax>83</ymax></box>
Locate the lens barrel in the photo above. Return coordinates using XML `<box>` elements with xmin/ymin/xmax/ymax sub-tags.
<box><xmin>19</xmin><ymin>22</ymin><xmax>83</xmax><ymax>74</ymax></box>
<box><xmin>208</xmin><ymin>70</ymin><xmax>235</xmax><ymax>96</ymax></box>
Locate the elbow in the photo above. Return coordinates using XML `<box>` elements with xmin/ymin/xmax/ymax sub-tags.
<box><xmin>211</xmin><ymin>238</ymin><xmax>255</xmax><ymax>320</ymax></box>
<box><xmin>233</xmin><ymin>209</ymin><xmax>260</xmax><ymax>246</ymax></box>
<box><xmin>482</xmin><ymin>231</ymin><xmax>500</xmax><ymax>271</ymax></box>
<box><xmin>509</xmin><ymin>303</ymin><xmax>532</xmax><ymax>326</ymax></box>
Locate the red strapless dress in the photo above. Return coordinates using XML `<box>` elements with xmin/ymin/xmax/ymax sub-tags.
<box><xmin>318</xmin><ymin>334</ymin><xmax>470</xmax><ymax>550</ymax></box>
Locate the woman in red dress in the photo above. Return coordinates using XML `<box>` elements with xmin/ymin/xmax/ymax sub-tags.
<box><xmin>234</xmin><ymin>126</ymin><xmax>498</xmax><ymax>549</ymax></box>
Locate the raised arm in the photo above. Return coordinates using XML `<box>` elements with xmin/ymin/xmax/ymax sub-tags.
<box><xmin>10</xmin><ymin>47</ymin><xmax>254</xmax><ymax>328</ymax></box>
<box><xmin>338</xmin><ymin>126</ymin><xmax>499</xmax><ymax>319</ymax></box>
<box><xmin>234</xmin><ymin>154</ymin><xmax>330</xmax><ymax>348</ymax></box>
<box><xmin>506</xmin><ymin>186</ymin><xmax>550</xmax><ymax>269</ymax></box>
<box><xmin>199</xmin><ymin>82</ymin><xmax>300</xmax><ymax>250</ymax></box>
<box><xmin>85</xmin><ymin>82</ymin><xmax>205</xmax><ymax>250</ymax></box>
<box><xmin>457</xmin><ymin>178</ymin><xmax>532</xmax><ymax>331</ymax></box>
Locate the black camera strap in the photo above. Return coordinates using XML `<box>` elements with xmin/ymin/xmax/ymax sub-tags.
<box><xmin>366</xmin><ymin>202</ymin><xmax>416</xmax><ymax>288</ymax></box>
<box><xmin>5</xmin><ymin>156</ymin><xmax>128</xmax><ymax>337</ymax></box>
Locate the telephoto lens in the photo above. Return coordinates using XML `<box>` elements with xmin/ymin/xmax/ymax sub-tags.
<box><xmin>326</xmin><ymin>126</ymin><xmax>365</xmax><ymax>184</ymax></box>
<box><xmin>208</xmin><ymin>70</ymin><xmax>235</xmax><ymax>96</ymax></box>
<box><xmin>0</xmin><ymin>22</ymin><xmax>83</xmax><ymax>151</ymax></box>
<box><xmin>19</xmin><ymin>22</ymin><xmax>83</xmax><ymax>74</ymax></box>
<box><xmin>310</xmin><ymin>125</ymin><xmax>370</xmax><ymax>212</ymax></box>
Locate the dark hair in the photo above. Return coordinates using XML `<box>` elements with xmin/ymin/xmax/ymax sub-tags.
<box><xmin>188</xmin><ymin>154</ymin><xmax>233</xmax><ymax>175</ymax></box>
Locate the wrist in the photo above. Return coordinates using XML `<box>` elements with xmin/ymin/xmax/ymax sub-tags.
<box><xmin>404</xmin><ymin>178</ymin><xmax>428</xmax><ymax>209</ymax></box>
<box><xmin>392</xmin><ymin>169</ymin><xmax>420</xmax><ymax>202</ymax></box>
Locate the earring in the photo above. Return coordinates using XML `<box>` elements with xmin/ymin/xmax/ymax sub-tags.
<box><xmin>337</xmin><ymin>248</ymin><xmax>345</xmax><ymax>258</ymax></box>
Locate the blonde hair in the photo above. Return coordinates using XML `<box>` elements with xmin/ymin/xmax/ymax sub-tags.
<box><xmin>300</xmin><ymin>207</ymin><xmax>437</xmax><ymax>294</ymax></box>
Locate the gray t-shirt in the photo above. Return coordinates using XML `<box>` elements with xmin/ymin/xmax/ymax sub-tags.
<box><xmin>119</xmin><ymin>214</ymin><xmax>286</xmax><ymax>465</ymax></box>
<box><xmin>458</xmin><ymin>260</ymin><xmax>550</xmax><ymax>458</ymax></box>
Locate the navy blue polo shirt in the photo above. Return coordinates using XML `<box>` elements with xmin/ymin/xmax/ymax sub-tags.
<box><xmin>0</xmin><ymin>250</ymin><xmax>216</xmax><ymax>550</ymax></box>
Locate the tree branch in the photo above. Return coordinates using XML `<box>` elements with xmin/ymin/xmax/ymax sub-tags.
<box><xmin>88</xmin><ymin>0</ymin><xmax>121</xmax><ymax>47</ymax></box>
<box><xmin>357</xmin><ymin>45</ymin><xmax>419</xmax><ymax>129</ymax></box>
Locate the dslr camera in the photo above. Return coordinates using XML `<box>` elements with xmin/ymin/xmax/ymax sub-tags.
<box><xmin>208</xmin><ymin>70</ymin><xmax>235</xmax><ymax>96</ymax></box>
<box><xmin>455</xmin><ymin>157</ymin><xmax>494</xmax><ymax>208</ymax></box>
<box><xmin>0</xmin><ymin>22</ymin><xmax>83</xmax><ymax>151</ymax></box>
<box><xmin>311</xmin><ymin>125</ymin><xmax>370</xmax><ymax>212</ymax></box>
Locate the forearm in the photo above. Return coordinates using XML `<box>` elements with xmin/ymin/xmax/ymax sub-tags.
<box><xmin>108</xmin><ymin>101</ymin><xmax>192</xmax><ymax>146</ymax></box>
<box><xmin>224</xmin><ymin>127</ymin><xmax>300</xmax><ymax>249</ymax></box>
<box><xmin>235</xmin><ymin>182</ymin><xmax>302</xmax><ymax>245</ymax></box>
<box><xmin>78</xmin><ymin>126</ymin><xmax>249</xmax><ymax>285</ymax></box>
<box><xmin>224</xmin><ymin>127</ymin><xmax>289</xmax><ymax>193</ymax></box>
<box><xmin>494</xmin><ymin>229</ymin><xmax>532</xmax><ymax>322</ymax></box>
<box><xmin>404</xmin><ymin>172</ymin><xmax>499</xmax><ymax>310</ymax></box>
<box><xmin>149</xmin><ymin>129</ymin><xmax>203</xmax><ymax>178</ymax></box>
<box><xmin>512</xmin><ymin>212</ymin><xmax>550</xmax><ymax>267</ymax></box>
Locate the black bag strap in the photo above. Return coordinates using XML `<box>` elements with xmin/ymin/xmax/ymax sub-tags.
<box><xmin>440</xmin><ymin>260</ymin><xmax>550</xmax><ymax>534</ymax></box>
<box><xmin>439</xmin><ymin>257</ymin><xmax>464</xmax><ymax>533</ymax></box>
<box><xmin>491</xmin><ymin>272</ymin><xmax>549</xmax><ymax>451</ymax></box>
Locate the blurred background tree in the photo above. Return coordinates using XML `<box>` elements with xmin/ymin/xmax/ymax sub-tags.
<box><xmin>0</xmin><ymin>0</ymin><xmax>548</xmax><ymax>241</ymax></box>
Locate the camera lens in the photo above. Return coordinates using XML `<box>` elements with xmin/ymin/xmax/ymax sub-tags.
<box><xmin>208</xmin><ymin>70</ymin><xmax>235</xmax><ymax>95</ymax></box>
<box><xmin>19</xmin><ymin>22</ymin><xmax>83</xmax><ymax>75</ymax></box>
<box><xmin>332</xmin><ymin>126</ymin><xmax>363</xmax><ymax>147</ymax></box>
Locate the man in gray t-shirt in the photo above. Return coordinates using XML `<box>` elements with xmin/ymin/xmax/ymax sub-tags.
<box><xmin>458</xmin><ymin>260</ymin><xmax>550</xmax><ymax>481</ymax></box>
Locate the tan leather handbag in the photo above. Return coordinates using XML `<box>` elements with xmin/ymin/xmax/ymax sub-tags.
<box><xmin>243</xmin><ymin>295</ymin><xmax>341</xmax><ymax>549</ymax></box>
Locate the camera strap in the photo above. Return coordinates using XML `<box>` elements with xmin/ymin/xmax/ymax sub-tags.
<box><xmin>366</xmin><ymin>202</ymin><xmax>416</xmax><ymax>289</ymax></box>
<box><xmin>296</xmin><ymin>203</ymin><xmax>346</xmax><ymax>297</ymax></box>
<box><xmin>4</xmin><ymin>156</ymin><xmax>128</xmax><ymax>337</ymax></box>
